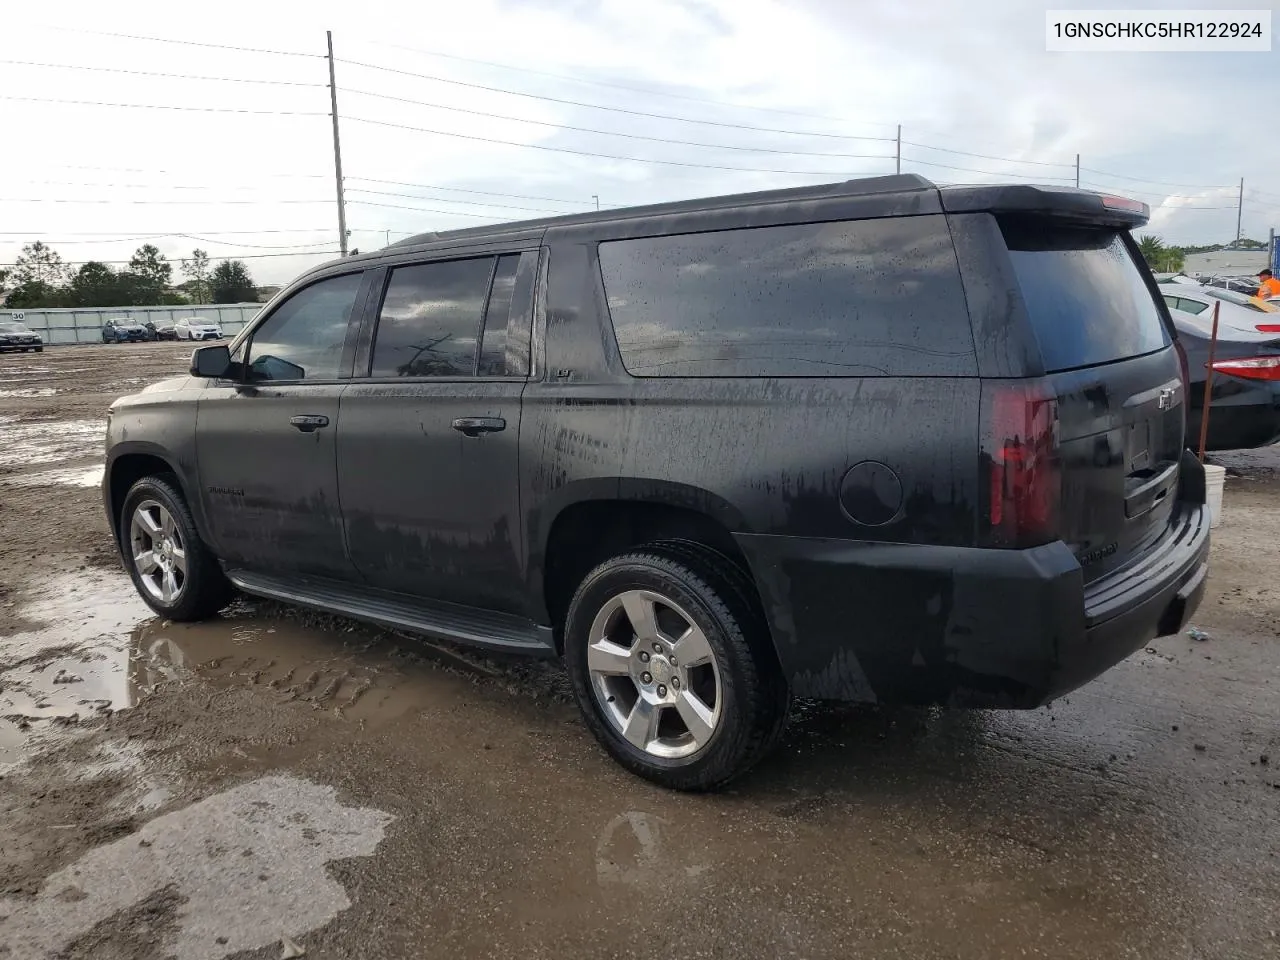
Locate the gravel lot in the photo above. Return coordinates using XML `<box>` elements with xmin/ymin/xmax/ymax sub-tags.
<box><xmin>1</xmin><ymin>342</ymin><xmax>1277</xmax><ymax>959</ymax></box>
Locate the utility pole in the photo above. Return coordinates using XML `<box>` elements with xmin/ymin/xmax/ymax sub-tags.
<box><xmin>592</xmin><ymin>194</ymin><xmax>599</xmax><ymax>211</ymax></box>
<box><xmin>895</xmin><ymin>125</ymin><xmax>902</xmax><ymax>175</ymax></box>
<box><xmin>1236</xmin><ymin>178</ymin><xmax>1244</xmax><ymax>241</ymax></box>
<box><xmin>326</xmin><ymin>31</ymin><xmax>348</xmax><ymax>257</ymax></box>
<box><xmin>385</xmin><ymin>229</ymin><xmax>391</xmax><ymax>247</ymax></box>
<box><xmin>1075</xmin><ymin>154</ymin><xmax>1080</xmax><ymax>189</ymax></box>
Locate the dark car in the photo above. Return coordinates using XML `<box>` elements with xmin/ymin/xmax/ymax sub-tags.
<box><xmin>1171</xmin><ymin>306</ymin><xmax>1280</xmax><ymax>450</ymax></box>
<box><xmin>0</xmin><ymin>320</ymin><xmax>43</xmax><ymax>352</ymax></box>
<box><xmin>146</xmin><ymin>321</ymin><xmax>179</xmax><ymax>342</ymax></box>
<box><xmin>102</xmin><ymin>318</ymin><xmax>149</xmax><ymax>343</ymax></box>
<box><xmin>102</xmin><ymin>176</ymin><xmax>1210</xmax><ymax>790</ymax></box>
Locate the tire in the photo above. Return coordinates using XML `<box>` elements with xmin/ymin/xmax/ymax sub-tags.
<box><xmin>120</xmin><ymin>474</ymin><xmax>232</xmax><ymax>621</ymax></box>
<box><xmin>565</xmin><ymin>544</ymin><xmax>790</xmax><ymax>791</ymax></box>
<box><xmin>34</xmin><ymin>346</ymin><xmax>42</xmax><ymax>353</ymax></box>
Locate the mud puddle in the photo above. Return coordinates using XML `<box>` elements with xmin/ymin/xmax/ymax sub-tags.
<box><xmin>1</xmin><ymin>571</ymin><xmax>560</xmax><ymax>770</ymax></box>
<box><xmin>0</xmin><ymin>419</ymin><xmax>103</xmax><ymax>468</ymax></box>
<box><xmin>0</xmin><ymin>387</ymin><xmax>57</xmax><ymax>398</ymax></box>
<box><xmin>5</xmin><ymin>462</ymin><xmax>104</xmax><ymax>488</ymax></box>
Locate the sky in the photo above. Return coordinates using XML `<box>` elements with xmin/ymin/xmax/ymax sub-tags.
<box><xmin>2</xmin><ymin>0</ymin><xmax>1277</xmax><ymax>287</ymax></box>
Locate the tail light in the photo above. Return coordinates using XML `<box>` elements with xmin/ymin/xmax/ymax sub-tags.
<box><xmin>1210</xmin><ymin>356</ymin><xmax>1280</xmax><ymax>381</ymax></box>
<box><xmin>980</xmin><ymin>380</ymin><xmax>1061</xmax><ymax>548</ymax></box>
<box><xmin>1255</xmin><ymin>324</ymin><xmax>1280</xmax><ymax>333</ymax></box>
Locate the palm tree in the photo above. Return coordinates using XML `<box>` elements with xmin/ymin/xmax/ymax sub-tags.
<box><xmin>1137</xmin><ymin>234</ymin><xmax>1165</xmax><ymax>270</ymax></box>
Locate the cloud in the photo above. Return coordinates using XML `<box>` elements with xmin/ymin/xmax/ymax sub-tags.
<box><xmin>2</xmin><ymin>0</ymin><xmax>1276</xmax><ymax>287</ymax></box>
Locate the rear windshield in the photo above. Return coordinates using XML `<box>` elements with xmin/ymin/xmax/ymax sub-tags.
<box><xmin>1000</xmin><ymin>217</ymin><xmax>1170</xmax><ymax>373</ymax></box>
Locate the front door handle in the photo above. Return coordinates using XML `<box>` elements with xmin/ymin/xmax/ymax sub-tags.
<box><xmin>289</xmin><ymin>414</ymin><xmax>330</xmax><ymax>433</ymax></box>
<box><xmin>451</xmin><ymin>416</ymin><xmax>506</xmax><ymax>437</ymax></box>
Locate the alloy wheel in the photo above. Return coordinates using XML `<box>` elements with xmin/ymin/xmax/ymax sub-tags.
<box><xmin>128</xmin><ymin>499</ymin><xmax>188</xmax><ymax>604</ymax></box>
<box><xmin>586</xmin><ymin>589</ymin><xmax>723</xmax><ymax>760</ymax></box>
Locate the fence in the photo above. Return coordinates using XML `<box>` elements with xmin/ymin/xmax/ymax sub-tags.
<box><xmin>5</xmin><ymin>304</ymin><xmax>263</xmax><ymax>345</ymax></box>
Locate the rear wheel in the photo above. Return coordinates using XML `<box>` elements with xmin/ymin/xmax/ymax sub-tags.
<box><xmin>121</xmin><ymin>475</ymin><xmax>232</xmax><ymax>621</ymax></box>
<box><xmin>565</xmin><ymin>544</ymin><xmax>789</xmax><ymax>791</ymax></box>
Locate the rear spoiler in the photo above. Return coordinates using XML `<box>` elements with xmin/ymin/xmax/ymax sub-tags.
<box><xmin>939</xmin><ymin>184</ymin><xmax>1149</xmax><ymax>228</ymax></box>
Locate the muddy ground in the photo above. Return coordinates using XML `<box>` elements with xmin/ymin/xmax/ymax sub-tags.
<box><xmin>0</xmin><ymin>342</ymin><xmax>1277</xmax><ymax>959</ymax></box>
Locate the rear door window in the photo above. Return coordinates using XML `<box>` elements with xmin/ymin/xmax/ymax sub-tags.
<box><xmin>597</xmin><ymin>215</ymin><xmax>976</xmax><ymax>377</ymax></box>
<box><xmin>371</xmin><ymin>258</ymin><xmax>494</xmax><ymax>378</ymax></box>
<box><xmin>999</xmin><ymin>218</ymin><xmax>1170</xmax><ymax>373</ymax></box>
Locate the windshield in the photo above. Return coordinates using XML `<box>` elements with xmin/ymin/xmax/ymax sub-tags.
<box><xmin>0</xmin><ymin>322</ymin><xmax>31</xmax><ymax>333</ymax></box>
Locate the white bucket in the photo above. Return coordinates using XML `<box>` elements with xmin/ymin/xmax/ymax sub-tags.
<box><xmin>1203</xmin><ymin>463</ymin><xmax>1226</xmax><ymax>529</ymax></box>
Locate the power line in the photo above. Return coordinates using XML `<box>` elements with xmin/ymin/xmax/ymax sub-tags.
<box><xmin>0</xmin><ymin>228</ymin><xmax>336</xmax><ymax>237</ymax></box>
<box><xmin>176</xmin><ymin>235</ymin><xmax>342</xmax><ymax>250</ymax></box>
<box><xmin>345</xmin><ymin>188</ymin><xmax>579</xmax><ymax>215</ymax></box>
<box><xmin>1077</xmin><ymin>180</ymin><xmax>1246</xmax><ymax>205</ymax></box>
<box><xmin>19</xmin><ymin>162</ymin><xmax>329</xmax><ymax>181</ymax></box>
<box><xmin>0</xmin><ymin>95</ymin><xmax>327</xmax><ymax>116</ymax></box>
<box><xmin>17</xmin><ymin>179</ymin><xmax>327</xmax><ymax>194</ymax></box>
<box><xmin>346</xmin><ymin>200</ymin><xmax>514</xmax><ymax>219</ymax></box>
<box><xmin>366</xmin><ymin>39</ymin><xmax>898</xmax><ymax>130</ymax></box>
<box><xmin>901</xmin><ymin>156</ymin><xmax>1074</xmax><ymax>182</ymax></box>
<box><xmin>0</xmin><ymin>249</ymin><xmax>339</xmax><ymax>267</ymax></box>
<box><xmin>336</xmin><ymin>59</ymin><xmax>895</xmax><ymax>143</ymax></box>
<box><xmin>900</xmin><ymin>140</ymin><xmax>1075</xmax><ymax>169</ymax></box>
<box><xmin>1077</xmin><ymin>166</ymin><xmax>1233</xmax><ymax>189</ymax></box>
<box><xmin>346</xmin><ymin>115</ymin><xmax>890</xmax><ymax>177</ymax></box>
<box><xmin>345</xmin><ymin>177</ymin><xmax>591</xmax><ymax>206</ymax></box>
<box><xmin>0</xmin><ymin>198</ymin><xmax>332</xmax><ymax>205</ymax></box>
<box><xmin>0</xmin><ymin>59</ymin><xmax>325</xmax><ymax>88</ymax></box>
<box><xmin>344</xmin><ymin>88</ymin><xmax>895</xmax><ymax>160</ymax></box>
<box><xmin>37</xmin><ymin>25</ymin><xmax>322</xmax><ymax>58</ymax></box>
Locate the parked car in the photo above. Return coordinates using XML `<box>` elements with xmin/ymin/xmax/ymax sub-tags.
<box><xmin>174</xmin><ymin>318</ymin><xmax>224</xmax><ymax>341</ymax></box>
<box><xmin>1160</xmin><ymin>287</ymin><xmax>1277</xmax><ymax>333</ymax></box>
<box><xmin>146</xmin><ymin>321</ymin><xmax>179</xmax><ymax>342</ymax></box>
<box><xmin>0</xmin><ymin>320</ymin><xmax>44</xmax><ymax>353</ymax></box>
<box><xmin>102</xmin><ymin>318</ymin><xmax>149</xmax><ymax>343</ymax></box>
<box><xmin>1203</xmin><ymin>276</ymin><xmax>1260</xmax><ymax>297</ymax></box>
<box><xmin>1170</xmin><ymin>306</ymin><xmax>1280</xmax><ymax>450</ymax></box>
<box><xmin>103</xmin><ymin>176</ymin><xmax>1210</xmax><ymax>790</ymax></box>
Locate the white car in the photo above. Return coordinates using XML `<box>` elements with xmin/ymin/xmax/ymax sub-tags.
<box><xmin>1160</xmin><ymin>287</ymin><xmax>1278</xmax><ymax>334</ymax></box>
<box><xmin>174</xmin><ymin>318</ymin><xmax>224</xmax><ymax>341</ymax></box>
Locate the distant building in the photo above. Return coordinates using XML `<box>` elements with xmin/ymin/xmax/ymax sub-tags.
<box><xmin>255</xmin><ymin>286</ymin><xmax>282</xmax><ymax>303</ymax></box>
<box><xmin>1183</xmin><ymin>249</ymin><xmax>1269</xmax><ymax>278</ymax></box>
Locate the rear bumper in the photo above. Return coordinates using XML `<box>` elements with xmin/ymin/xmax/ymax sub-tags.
<box><xmin>736</xmin><ymin>471</ymin><xmax>1210</xmax><ymax>708</ymax></box>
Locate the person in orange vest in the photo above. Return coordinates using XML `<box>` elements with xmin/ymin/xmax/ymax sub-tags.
<box><xmin>1258</xmin><ymin>268</ymin><xmax>1280</xmax><ymax>299</ymax></box>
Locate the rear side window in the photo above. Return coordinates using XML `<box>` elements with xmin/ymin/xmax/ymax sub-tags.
<box><xmin>1000</xmin><ymin>218</ymin><xmax>1170</xmax><ymax>373</ymax></box>
<box><xmin>597</xmin><ymin>215</ymin><xmax>976</xmax><ymax>377</ymax></box>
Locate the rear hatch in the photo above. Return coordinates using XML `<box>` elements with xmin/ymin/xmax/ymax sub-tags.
<box><xmin>997</xmin><ymin>214</ymin><xmax>1184</xmax><ymax>583</ymax></box>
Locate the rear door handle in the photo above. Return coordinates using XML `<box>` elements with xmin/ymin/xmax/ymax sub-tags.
<box><xmin>451</xmin><ymin>416</ymin><xmax>506</xmax><ymax>437</ymax></box>
<box><xmin>289</xmin><ymin>415</ymin><xmax>330</xmax><ymax>433</ymax></box>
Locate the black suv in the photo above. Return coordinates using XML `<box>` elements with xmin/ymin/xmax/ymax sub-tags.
<box><xmin>103</xmin><ymin>175</ymin><xmax>1210</xmax><ymax>790</ymax></box>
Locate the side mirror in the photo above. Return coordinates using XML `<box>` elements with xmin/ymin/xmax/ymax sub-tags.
<box><xmin>191</xmin><ymin>344</ymin><xmax>232</xmax><ymax>378</ymax></box>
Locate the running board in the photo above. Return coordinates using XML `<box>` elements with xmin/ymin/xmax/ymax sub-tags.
<box><xmin>223</xmin><ymin>568</ymin><xmax>557</xmax><ymax>658</ymax></box>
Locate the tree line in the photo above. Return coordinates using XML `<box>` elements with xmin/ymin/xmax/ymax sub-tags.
<box><xmin>0</xmin><ymin>242</ymin><xmax>258</xmax><ymax>309</ymax></box>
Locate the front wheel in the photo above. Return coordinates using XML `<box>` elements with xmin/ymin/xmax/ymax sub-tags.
<box><xmin>121</xmin><ymin>474</ymin><xmax>232</xmax><ymax>621</ymax></box>
<box><xmin>565</xmin><ymin>544</ymin><xmax>789</xmax><ymax>791</ymax></box>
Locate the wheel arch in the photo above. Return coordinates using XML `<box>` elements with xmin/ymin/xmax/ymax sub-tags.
<box><xmin>534</xmin><ymin>481</ymin><xmax>757</xmax><ymax>653</ymax></box>
<box><xmin>105</xmin><ymin>444</ymin><xmax>208</xmax><ymax>554</ymax></box>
